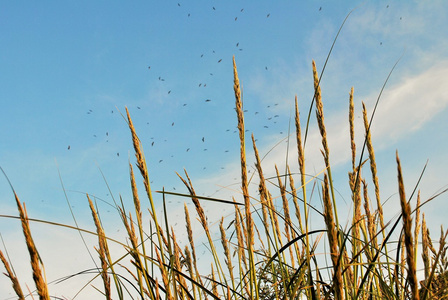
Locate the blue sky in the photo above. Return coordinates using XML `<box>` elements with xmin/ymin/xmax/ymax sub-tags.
<box><xmin>1</xmin><ymin>1</ymin><xmax>448</xmax><ymax>298</ymax></box>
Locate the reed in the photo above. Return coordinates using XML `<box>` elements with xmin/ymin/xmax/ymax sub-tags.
<box><xmin>88</xmin><ymin>195</ymin><xmax>112</xmax><ymax>300</ymax></box>
<box><xmin>2</xmin><ymin>57</ymin><xmax>447</xmax><ymax>300</ymax></box>
<box><xmin>15</xmin><ymin>193</ymin><xmax>50</xmax><ymax>300</ymax></box>
<box><xmin>0</xmin><ymin>248</ymin><xmax>24</xmax><ymax>299</ymax></box>
<box><xmin>396</xmin><ymin>151</ymin><xmax>419</xmax><ymax>300</ymax></box>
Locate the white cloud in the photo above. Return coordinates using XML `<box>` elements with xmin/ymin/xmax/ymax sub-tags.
<box><xmin>366</xmin><ymin>60</ymin><xmax>448</xmax><ymax>145</ymax></box>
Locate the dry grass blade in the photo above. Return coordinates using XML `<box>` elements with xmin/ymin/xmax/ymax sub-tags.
<box><xmin>295</xmin><ymin>95</ymin><xmax>305</xmax><ymax>182</ymax></box>
<box><xmin>275</xmin><ymin>165</ymin><xmax>295</xmax><ymax>267</ymax></box>
<box><xmin>362</xmin><ymin>102</ymin><xmax>384</xmax><ymax>230</ymax></box>
<box><xmin>155</xmin><ymin>247</ymin><xmax>173</xmax><ymax>300</ymax></box>
<box><xmin>422</xmin><ymin>214</ymin><xmax>430</xmax><ymax>281</ymax></box>
<box><xmin>396</xmin><ymin>151</ymin><xmax>419</xmax><ymax>300</ymax></box>
<box><xmin>312</xmin><ymin>60</ymin><xmax>329</xmax><ymax>167</ymax></box>
<box><xmin>348</xmin><ymin>87</ymin><xmax>356</xmax><ymax>171</ymax></box>
<box><xmin>251</xmin><ymin>134</ymin><xmax>271</xmax><ymax>233</ymax></box>
<box><xmin>233</xmin><ymin>55</ymin><xmax>257</xmax><ymax>299</ymax></box>
<box><xmin>362</xmin><ymin>179</ymin><xmax>376</xmax><ymax>245</ymax></box>
<box><xmin>220</xmin><ymin>217</ymin><xmax>234</xmax><ymax>285</ymax></box>
<box><xmin>0</xmin><ymin>248</ymin><xmax>24</xmax><ymax>299</ymax></box>
<box><xmin>287</xmin><ymin>164</ymin><xmax>304</xmax><ymax>234</ymax></box>
<box><xmin>88</xmin><ymin>195</ymin><xmax>112</xmax><ymax>300</ymax></box>
<box><xmin>14</xmin><ymin>193</ymin><xmax>50</xmax><ymax>300</ymax></box>
<box><xmin>322</xmin><ymin>174</ymin><xmax>343</xmax><ymax>300</ymax></box>
<box><xmin>177</xmin><ymin>170</ymin><xmax>208</xmax><ymax>232</ymax></box>
<box><xmin>126</xmin><ymin>107</ymin><xmax>147</xmax><ymax>184</ymax></box>
<box><xmin>415</xmin><ymin>191</ymin><xmax>421</xmax><ymax>271</ymax></box>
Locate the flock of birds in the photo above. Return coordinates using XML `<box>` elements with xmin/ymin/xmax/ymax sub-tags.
<box><xmin>66</xmin><ymin>3</ymin><xmax>402</xmax><ymax>195</ymax></box>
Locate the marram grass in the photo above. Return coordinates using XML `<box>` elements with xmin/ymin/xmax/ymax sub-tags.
<box><xmin>1</xmin><ymin>58</ymin><xmax>448</xmax><ymax>300</ymax></box>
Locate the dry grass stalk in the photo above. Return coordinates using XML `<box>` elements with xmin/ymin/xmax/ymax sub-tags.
<box><xmin>127</xmin><ymin>163</ymin><xmax>150</xmax><ymax>294</ymax></box>
<box><xmin>234</xmin><ymin>203</ymin><xmax>247</xmax><ymax>273</ymax></box>
<box><xmin>154</xmin><ymin>278</ymin><xmax>161</xmax><ymax>300</ymax></box>
<box><xmin>422</xmin><ymin>214</ymin><xmax>430</xmax><ymax>280</ymax></box>
<box><xmin>287</xmin><ymin>165</ymin><xmax>304</xmax><ymax>233</ymax></box>
<box><xmin>349</xmin><ymin>169</ymin><xmax>362</xmax><ymax>259</ymax></box>
<box><xmin>179</xmin><ymin>170</ymin><xmax>227</xmax><ymax>292</ymax></box>
<box><xmin>120</xmin><ymin>209</ymin><xmax>138</xmax><ymax>252</ymax></box>
<box><xmin>251</xmin><ymin>134</ymin><xmax>270</xmax><ymax>232</ymax></box>
<box><xmin>184</xmin><ymin>246</ymin><xmax>197</xmax><ymax>298</ymax></box>
<box><xmin>14</xmin><ymin>193</ymin><xmax>50</xmax><ymax>300</ymax></box>
<box><xmin>362</xmin><ymin>179</ymin><xmax>376</xmax><ymax>246</ymax></box>
<box><xmin>126</xmin><ymin>107</ymin><xmax>168</xmax><ymax>282</ymax></box>
<box><xmin>211</xmin><ymin>264</ymin><xmax>219</xmax><ymax>297</ymax></box>
<box><xmin>155</xmin><ymin>247</ymin><xmax>172</xmax><ymax>300</ymax></box>
<box><xmin>322</xmin><ymin>174</ymin><xmax>343</xmax><ymax>300</ymax></box>
<box><xmin>362</xmin><ymin>102</ymin><xmax>384</xmax><ymax>230</ymax></box>
<box><xmin>275</xmin><ymin>165</ymin><xmax>295</xmax><ymax>267</ymax></box>
<box><xmin>415</xmin><ymin>191</ymin><xmax>421</xmax><ymax>271</ymax></box>
<box><xmin>178</xmin><ymin>170</ymin><xmax>208</xmax><ymax>234</ymax></box>
<box><xmin>184</xmin><ymin>204</ymin><xmax>206</xmax><ymax>298</ymax></box>
<box><xmin>268</xmin><ymin>190</ymin><xmax>282</xmax><ymax>247</ymax></box>
<box><xmin>396</xmin><ymin>152</ymin><xmax>420</xmax><ymax>300</ymax></box>
<box><xmin>171</xmin><ymin>228</ymin><xmax>187</xmax><ymax>297</ymax></box>
<box><xmin>312</xmin><ymin>60</ymin><xmax>330</xmax><ymax>167</ymax></box>
<box><xmin>88</xmin><ymin>195</ymin><xmax>112</xmax><ymax>300</ymax></box>
<box><xmin>184</xmin><ymin>204</ymin><xmax>197</xmax><ymax>266</ymax></box>
<box><xmin>295</xmin><ymin>94</ymin><xmax>315</xmax><ymax>298</ymax></box>
<box><xmin>294</xmin><ymin>96</ymin><xmax>305</xmax><ymax>186</ymax></box>
<box><xmin>129</xmin><ymin>163</ymin><xmax>143</xmax><ymax>231</ymax></box>
<box><xmin>400</xmin><ymin>233</ymin><xmax>406</xmax><ymax>298</ymax></box>
<box><xmin>313</xmin><ymin>60</ymin><xmax>340</xmax><ymax>234</ymax></box>
<box><xmin>342</xmin><ymin>251</ymin><xmax>354</xmax><ymax>294</ymax></box>
<box><xmin>348</xmin><ymin>87</ymin><xmax>356</xmax><ymax>171</ymax></box>
<box><xmin>126</xmin><ymin>107</ymin><xmax>148</xmax><ymax>189</ymax></box>
<box><xmin>119</xmin><ymin>207</ymin><xmax>152</xmax><ymax>296</ymax></box>
<box><xmin>0</xmin><ymin>248</ymin><xmax>24</xmax><ymax>299</ymax></box>
<box><xmin>287</xmin><ymin>164</ymin><xmax>304</xmax><ymax>261</ymax></box>
<box><xmin>220</xmin><ymin>217</ymin><xmax>235</xmax><ymax>284</ymax></box>
<box><xmin>233</xmin><ymin>57</ymin><xmax>256</xmax><ymax>294</ymax></box>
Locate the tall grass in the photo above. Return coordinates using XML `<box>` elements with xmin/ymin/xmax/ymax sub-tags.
<box><xmin>1</xmin><ymin>57</ymin><xmax>448</xmax><ymax>300</ymax></box>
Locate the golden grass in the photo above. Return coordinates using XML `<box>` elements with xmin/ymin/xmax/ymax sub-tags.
<box><xmin>396</xmin><ymin>151</ymin><xmax>420</xmax><ymax>300</ymax></box>
<box><xmin>88</xmin><ymin>195</ymin><xmax>112</xmax><ymax>300</ymax></box>
<box><xmin>362</xmin><ymin>102</ymin><xmax>384</xmax><ymax>230</ymax></box>
<box><xmin>0</xmin><ymin>248</ymin><xmax>24</xmax><ymax>299</ymax></box>
<box><xmin>2</xmin><ymin>58</ymin><xmax>447</xmax><ymax>300</ymax></box>
<box><xmin>15</xmin><ymin>192</ymin><xmax>50</xmax><ymax>300</ymax></box>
